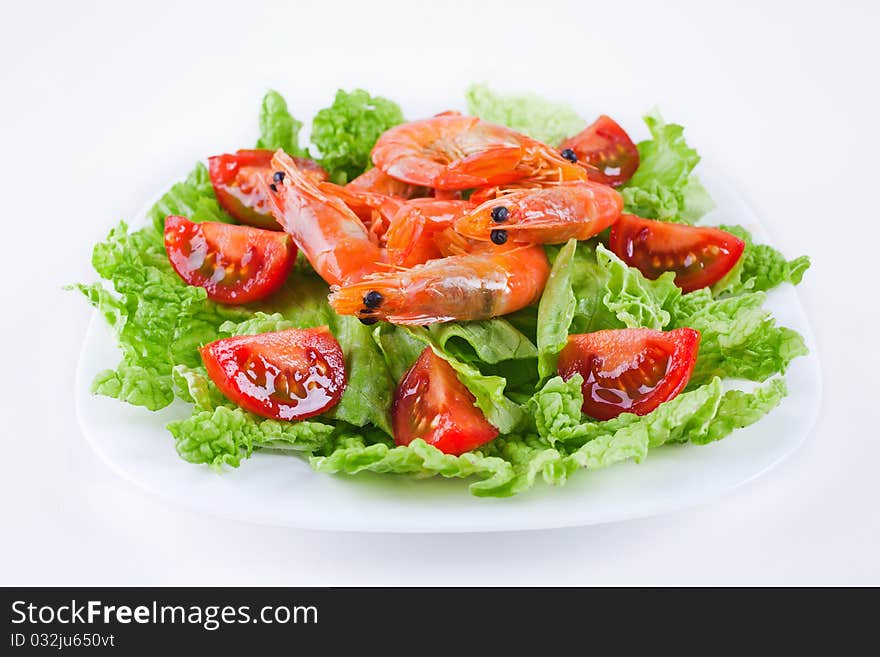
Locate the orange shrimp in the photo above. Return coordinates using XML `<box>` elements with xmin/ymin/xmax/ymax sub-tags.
<box><xmin>321</xmin><ymin>182</ymin><xmax>403</xmax><ymax>243</ymax></box>
<box><xmin>371</xmin><ymin>115</ymin><xmax>586</xmax><ymax>191</ymax></box>
<box><xmin>347</xmin><ymin>167</ymin><xmax>430</xmax><ymax>199</ymax></box>
<box><xmin>384</xmin><ymin>199</ymin><xmax>474</xmax><ymax>267</ymax></box>
<box><xmin>328</xmin><ymin>243</ymin><xmax>550</xmax><ymax>325</ymax></box>
<box><xmin>266</xmin><ymin>150</ymin><xmax>385</xmax><ymax>286</ymax></box>
<box><xmin>453</xmin><ymin>180</ymin><xmax>624</xmax><ymax>244</ymax></box>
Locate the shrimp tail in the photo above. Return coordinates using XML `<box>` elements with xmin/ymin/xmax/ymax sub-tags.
<box><xmin>437</xmin><ymin>145</ymin><xmax>524</xmax><ymax>188</ymax></box>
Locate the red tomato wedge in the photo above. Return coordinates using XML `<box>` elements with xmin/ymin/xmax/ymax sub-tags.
<box><xmin>559</xmin><ymin>115</ymin><xmax>640</xmax><ymax>187</ymax></box>
<box><xmin>164</xmin><ymin>215</ymin><xmax>295</xmax><ymax>304</ymax></box>
<box><xmin>208</xmin><ymin>149</ymin><xmax>328</xmax><ymax>230</ymax></box>
<box><xmin>609</xmin><ymin>214</ymin><xmax>746</xmax><ymax>293</ymax></box>
<box><xmin>200</xmin><ymin>328</ymin><xmax>346</xmax><ymax>421</ymax></box>
<box><xmin>558</xmin><ymin>328</ymin><xmax>700</xmax><ymax>421</ymax></box>
<box><xmin>393</xmin><ymin>347</ymin><xmax>498</xmax><ymax>455</ymax></box>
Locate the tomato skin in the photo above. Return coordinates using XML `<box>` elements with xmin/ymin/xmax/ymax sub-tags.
<box><xmin>609</xmin><ymin>214</ymin><xmax>746</xmax><ymax>293</ymax></box>
<box><xmin>208</xmin><ymin>149</ymin><xmax>327</xmax><ymax>230</ymax></box>
<box><xmin>393</xmin><ymin>347</ymin><xmax>498</xmax><ymax>455</ymax></box>
<box><xmin>558</xmin><ymin>328</ymin><xmax>700</xmax><ymax>421</ymax></box>
<box><xmin>559</xmin><ymin>115</ymin><xmax>639</xmax><ymax>187</ymax></box>
<box><xmin>200</xmin><ymin>327</ymin><xmax>346</xmax><ymax>421</ymax></box>
<box><xmin>164</xmin><ymin>215</ymin><xmax>295</xmax><ymax>304</ymax></box>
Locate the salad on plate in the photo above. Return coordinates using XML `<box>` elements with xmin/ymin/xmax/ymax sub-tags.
<box><xmin>75</xmin><ymin>85</ymin><xmax>811</xmax><ymax>497</ymax></box>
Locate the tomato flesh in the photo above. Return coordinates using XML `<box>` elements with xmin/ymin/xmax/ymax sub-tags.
<box><xmin>558</xmin><ymin>328</ymin><xmax>700</xmax><ymax>420</ymax></box>
<box><xmin>164</xmin><ymin>215</ymin><xmax>295</xmax><ymax>304</ymax></box>
<box><xmin>559</xmin><ymin>115</ymin><xmax>639</xmax><ymax>187</ymax></box>
<box><xmin>208</xmin><ymin>149</ymin><xmax>327</xmax><ymax>230</ymax></box>
<box><xmin>200</xmin><ymin>327</ymin><xmax>346</xmax><ymax>421</ymax></box>
<box><xmin>393</xmin><ymin>347</ymin><xmax>498</xmax><ymax>455</ymax></box>
<box><xmin>609</xmin><ymin>214</ymin><xmax>746</xmax><ymax>293</ymax></box>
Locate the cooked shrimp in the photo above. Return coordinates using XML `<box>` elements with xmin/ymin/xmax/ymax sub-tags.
<box><xmin>328</xmin><ymin>243</ymin><xmax>550</xmax><ymax>325</ymax></box>
<box><xmin>266</xmin><ymin>150</ymin><xmax>385</xmax><ymax>286</ymax></box>
<box><xmin>371</xmin><ymin>115</ymin><xmax>585</xmax><ymax>191</ymax></box>
<box><xmin>453</xmin><ymin>180</ymin><xmax>623</xmax><ymax>244</ymax></box>
<box><xmin>385</xmin><ymin>199</ymin><xmax>474</xmax><ymax>267</ymax></box>
<box><xmin>347</xmin><ymin>167</ymin><xmax>430</xmax><ymax>199</ymax></box>
<box><xmin>321</xmin><ymin>182</ymin><xmax>403</xmax><ymax>243</ymax></box>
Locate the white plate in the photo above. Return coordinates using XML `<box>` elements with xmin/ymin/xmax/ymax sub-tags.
<box><xmin>75</xmin><ymin>154</ymin><xmax>821</xmax><ymax>533</ymax></box>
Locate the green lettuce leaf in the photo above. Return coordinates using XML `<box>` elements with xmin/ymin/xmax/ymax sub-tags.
<box><xmin>698</xmin><ymin>378</ymin><xmax>787</xmax><ymax>444</ymax></box>
<box><xmin>528</xmin><ymin>375</ymin><xmax>726</xmax><ymax>448</ymax></box>
<box><xmin>537</xmin><ymin>239</ymin><xmax>578</xmax><ymax>380</ymax></box>
<box><xmin>76</xmin><ymin>180</ymin><xmax>247</xmax><ymax>411</ymax></box>
<box><xmin>717</xmin><ymin>224</ymin><xmax>811</xmax><ymax>294</ymax></box>
<box><xmin>628</xmin><ymin>113</ymin><xmax>700</xmax><ymax>190</ymax></box>
<box><xmin>310</xmin><ymin>89</ymin><xmax>404</xmax><ymax>183</ymax></box>
<box><xmin>673</xmin><ymin>291</ymin><xmax>808</xmax><ymax>385</ymax></box>
<box><xmin>555</xmin><ymin>242</ymin><xmax>679</xmax><ymax>335</ymax></box>
<box><xmin>563</xmin><ymin>376</ymin><xmax>785</xmax><ymax>460</ymax></box>
<box><xmin>556</xmin><ymin>240</ymin><xmax>804</xmax><ymax>389</ymax></box>
<box><xmin>484</xmin><ymin>377</ymin><xmax>786</xmax><ymax>496</ymax></box>
<box><xmin>429</xmin><ymin>319</ymin><xmax>537</xmax><ymax>364</ymax></box>
<box><xmin>220</xmin><ymin>311</ymin><xmax>296</xmax><ymax>338</ymax></box>
<box><xmin>145</xmin><ymin>162</ymin><xmax>233</xmax><ymax>232</ymax></box>
<box><xmin>528</xmin><ymin>374</ymin><xmax>786</xmax><ymax>451</ymax></box>
<box><xmin>168</xmin><ymin>405</ymin><xmax>336</xmax><ymax>470</ymax></box>
<box><xmin>477</xmin><ymin>436</ymin><xmax>570</xmax><ymax>497</ymax></box>
<box><xmin>216</xmin><ymin>268</ymin><xmax>396</xmax><ymax>434</ymax></box>
<box><xmin>622</xmin><ymin>111</ymin><xmax>714</xmax><ymax>223</ymax></box>
<box><xmin>398</xmin><ymin>327</ymin><xmax>526</xmax><ymax>434</ymax></box>
<box><xmin>371</xmin><ymin>323</ymin><xmax>426</xmax><ymax>382</ymax></box>
<box><xmin>432</xmin><ymin>346</ymin><xmax>525</xmax><ymax>434</ymax></box>
<box><xmin>258</xmin><ymin>270</ymin><xmax>336</xmax><ymax>326</ymax></box>
<box><xmin>310</xmin><ymin>435</ymin><xmax>516</xmax><ymax>494</ymax></box>
<box><xmin>465</xmin><ymin>83</ymin><xmax>585</xmax><ymax>145</ymax></box>
<box><xmin>219</xmin><ymin>268</ymin><xmax>336</xmax><ymax>337</ymax></box>
<box><xmin>255</xmin><ymin>89</ymin><xmax>306</xmax><ymax>157</ymax></box>
<box><xmin>568</xmin><ymin>241</ymin><xmax>623</xmax><ymax>333</ymax></box>
<box><xmin>88</xmin><ymin>363</ymin><xmax>174</xmax><ymax>411</ymax></box>
<box><xmin>316</xmin><ymin>376</ymin><xmax>787</xmax><ymax>497</ymax></box>
<box><xmin>526</xmin><ymin>374</ymin><xmax>585</xmax><ymax>445</ymax></box>
<box><xmin>596</xmin><ymin>244</ymin><xmax>680</xmax><ymax>330</ymax></box>
<box><xmin>621</xmin><ymin>178</ymin><xmax>713</xmax><ymax>224</ymax></box>
<box><xmin>323</xmin><ymin>316</ymin><xmax>396</xmax><ymax>435</ymax></box>
<box><xmin>171</xmin><ymin>364</ymin><xmax>230</xmax><ymax>411</ymax></box>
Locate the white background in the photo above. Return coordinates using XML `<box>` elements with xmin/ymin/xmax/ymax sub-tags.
<box><xmin>1</xmin><ymin>0</ymin><xmax>877</xmax><ymax>585</ymax></box>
